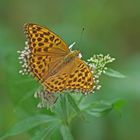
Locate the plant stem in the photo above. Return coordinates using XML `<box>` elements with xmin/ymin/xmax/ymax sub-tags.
<box><xmin>78</xmin><ymin>94</ymin><xmax>84</xmax><ymax>105</ymax></box>
<box><xmin>60</xmin><ymin>94</ymin><xmax>69</xmax><ymax>125</ymax></box>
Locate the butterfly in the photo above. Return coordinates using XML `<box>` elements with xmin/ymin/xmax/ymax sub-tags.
<box><xmin>19</xmin><ymin>23</ymin><xmax>94</xmax><ymax>94</ymax></box>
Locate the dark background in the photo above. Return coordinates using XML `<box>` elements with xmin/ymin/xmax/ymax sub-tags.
<box><xmin>0</xmin><ymin>0</ymin><xmax>140</xmax><ymax>140</ymax></box>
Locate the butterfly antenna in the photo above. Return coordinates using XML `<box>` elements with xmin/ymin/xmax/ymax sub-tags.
<box><xmin>78</xmin><ymin>27</ymin><xmax>85</xmax><ymax>46</ymax></box>
<box><xmin>69</xmin><ymin>27</ymin><xmax>85</xmax><ymax>50</ymax></box>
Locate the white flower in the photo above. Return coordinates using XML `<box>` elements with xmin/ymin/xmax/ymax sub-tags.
<box><xmin>87</xmin><ymin>54</ymin><xmax>115</xmax><ymax>92</ymax></box>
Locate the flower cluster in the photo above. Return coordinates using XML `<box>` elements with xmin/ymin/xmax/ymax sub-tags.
<box><xmin>17</xmin><ymin>41</ymin><xmax>31</xmax><ymax>75</ymax></box>
<box><xmin>87</xmin><ymin>54</ymin><xmax>115</xmax><ymax>91</ymax></box>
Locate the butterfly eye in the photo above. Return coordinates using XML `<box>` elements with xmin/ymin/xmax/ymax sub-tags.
<box><xmin>74</xmin><ymin>50</ymin><xmax>82</xmax><ymax>58</ymax></box>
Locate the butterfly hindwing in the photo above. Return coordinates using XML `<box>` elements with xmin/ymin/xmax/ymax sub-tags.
<box><xmin>66</xmin><ymin>58</ymin><xmax>94</xmax><ymax>92</ymax></box>
<box><xmin>43</xmin><ymin>58</ymin><xmax>94</xmax><ymax>93</ymax></box>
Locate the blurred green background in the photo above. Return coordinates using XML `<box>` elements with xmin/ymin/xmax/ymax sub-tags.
<box><xmin>0</xmin><ymin>0</ymin><xmax>140</xmax><ymax>140</ymax></box>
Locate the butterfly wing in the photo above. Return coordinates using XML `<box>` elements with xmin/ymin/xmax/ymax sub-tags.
<box><xmin>24</xmin><ymin>23</ymin><xmax>70</xmax><ymax>81</ymax></box>
<box><xmin>43</xmin><ymin>57</ymin><xmax>94</xmax><ymax>93</ymax></box>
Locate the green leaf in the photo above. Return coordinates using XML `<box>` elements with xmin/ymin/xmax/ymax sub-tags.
<box><xmin>84</xmin><ymin>99</ymin><xmax>125</xmax><ymax>118</ymax></box>
<box><xmin>112</xmin><ymin>99</ymin><xmax>125</xmax><ymax>116</ymax></box>
<box><xmin>80</xmin><ymin>101</ymin><xmax>100</xmax><ymax>111</ymax></box>
<box><xmin>104</xmin><ymin>68</ymin><xmax>125</xmax><ymax>78</ymax></box>
<box><xmin>86</xmin><ymin>107</ymin><xmax>112</xmax><ymax>117</ymax></box>
<box><xmin>82</xmin><ymin>100</ymin><xmax>113</xmax><ymax>117</ymax></box>
<box><xmin>67</xmin><ymin>94</ymin><xmax>81</xmax><ymax>114</ymax></box>
<box><xmin>31</xmin><ymin>123</ymin><xmax>58</xmax><ymax>140</ymax></box>
<box><xmin>0</xmin><ymin>115</ymin><xmax>59</xmax><ymax>140</ymax></box>
<box><xmin>60</xmin><ymin>124</ymin><xmax>74</xmax><ymax>140</ymax></box>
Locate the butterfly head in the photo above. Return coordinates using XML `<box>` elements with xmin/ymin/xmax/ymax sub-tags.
<box><xmin>64</xmin><ymin>50</ymin><xmax>81</xmax><ymax>63</ymax></box>
<box><xmin>73</xmin><ymin>50</ymin><xmax>82</xmax><ymax>58</ymax></box>
<box><xmin>70</xmin><ymin>50</ymin><xmax>82</xmax><ymax>59</ymax></box>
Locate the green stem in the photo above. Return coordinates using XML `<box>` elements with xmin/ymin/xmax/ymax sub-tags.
<box><xmin>77</xmin><ymin>94</ymin><xmax>84</xmax><ymax>105</ymax></box>
<box><xmin>60</xmin><ymin>94</ymin><xmax>69</xmax><ymax>125</ymax></box>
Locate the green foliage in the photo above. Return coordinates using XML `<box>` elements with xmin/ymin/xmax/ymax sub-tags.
<box><xmin>60</xmin><ymin>124</ymin><xmax>74</xmax><ymax>140</ymax></box>
<box><xmin>0</xmin><ymin>115</ymin><xmax>59</xmax><ymax>140</ymax></box>
<box><xmin>30</xmin><ymin>123</ymin><xmax>58</xmax><ymax>140</ymax></box>
<box><xmin>0</xmin><ymin>93</ymin><xmax>125</xmax><ymax>140</ymax></box>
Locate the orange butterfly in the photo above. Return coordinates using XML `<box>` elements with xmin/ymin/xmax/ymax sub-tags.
<box><xmin>19</xmin><ymin>23</ymin><xmax>94</xmax><ymax>94</ymax></box>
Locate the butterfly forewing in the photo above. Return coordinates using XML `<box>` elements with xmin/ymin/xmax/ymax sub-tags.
<box><xmin>24</xmin><ymin>23</ymin><xmax>70</xmax><ymax>55</ymax></box>
<box><xmin>24</xmin><ymin>23</ymin><xmax>70</xmax><ymax>81</ymax></box>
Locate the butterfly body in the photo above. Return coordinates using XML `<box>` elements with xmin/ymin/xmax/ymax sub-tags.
<box><xmin>20</xmin><ymin>23</ymin><xmax>94</xmax><ymax>94</ymax></box>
